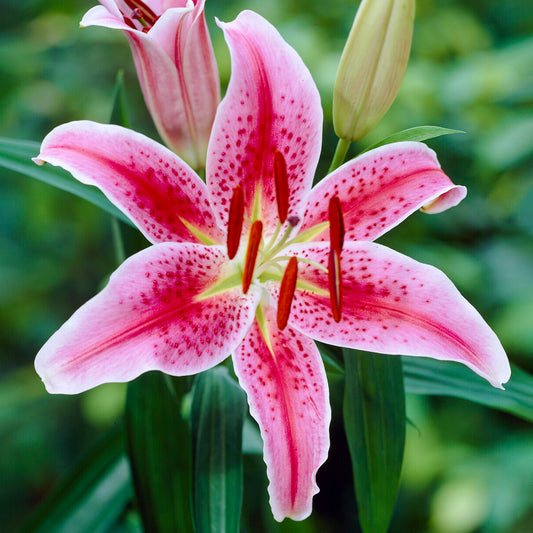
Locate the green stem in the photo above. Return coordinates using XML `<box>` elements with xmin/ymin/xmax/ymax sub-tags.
<box><xmin>328</xmin><ymin>137</ymin><xmax>351</xmax><ymax>173</ymax></box>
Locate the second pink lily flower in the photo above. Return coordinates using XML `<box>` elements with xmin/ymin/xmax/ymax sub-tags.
<box><xmin>82</xmin><ymin>0</ymin><xmax>220</xmax><ymax>169</ymax></box>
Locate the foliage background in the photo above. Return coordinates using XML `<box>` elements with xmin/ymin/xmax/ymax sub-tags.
<box><xmin>1</xmin><ymin>0</ymin><xmax>532</xmax><ymax>531</ymax></box>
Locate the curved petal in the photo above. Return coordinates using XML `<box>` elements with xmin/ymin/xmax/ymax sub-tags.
<box><xmin>281</xmin><ymin>242</ymin><xmax>510</xmax><ymax>388</ymax></box>
<box><xmin>207</xmin><ymin>11</ymin><xmax>323</xmax><ymax>235</ymax></box>
<box><xmin>299</xmin><ymin>142</ymin><xmax>466</xmax><ymax>242</ymax></box>
<box><xmin>234</xmin><ymin>307</ymin><xmax>330</xmax><ymax>521</ymax></box>
<box><xmin>146</xmin><ymin>1</ymin><xmax>220</xmax><ymax>167</ymax></box>
<box><xmin>34</xmin><ymin>121</ymin><xmax>225</xmax><ymax>245</ymax></box>
<box><xmin>36</xmin><ymin>243</ymin><xmax>261</xmax><ymax>394</ymax></box>
<box><xmin>81</xmin><ymin>5</ymin><xmax>131</xmax><ymax>30</ymax></box>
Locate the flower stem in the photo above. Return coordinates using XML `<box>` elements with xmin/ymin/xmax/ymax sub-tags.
<box><xmin>328</xmin><ymin>138</ymin><xmax>351</xmax><ymax>173</ymax></box>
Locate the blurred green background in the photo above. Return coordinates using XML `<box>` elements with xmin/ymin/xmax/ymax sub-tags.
<box><xmin>1</xmin><ymin>0</ymin><xmax>533</xmax><ymax>531</ymax></box>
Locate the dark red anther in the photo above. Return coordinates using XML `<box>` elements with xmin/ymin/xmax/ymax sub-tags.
<box><xmin>329</xmin><ymin>196</ymin><xmax>344</xmax><ymax>254</ymax></box>
<box><xmin>242</xmin><ymin>221</ymin><xmax>263</xmax><ymax>294</ymax></box>
<box><xmin>123</xmin><ymin>0</ymin><xmax>158</xmax><ymax>25</ymax></box>
<box><xmin>277</xmin><ymin>257</ymin><xmax>298</xmax><ymax>330</ymax></box>
<box><xmin>227</xmin><ymin>185</ymin><xmax>244</xmax><ymax>259</ymax></box>
<box><xmin>328</xmin><ymin>249</ymin><xmax>342</xmax><ymax>322</ymax></box>
<box><xmin>123</xmin><ymin>16</ymin><xmax>137</xmax><ymax>29</ymax></box>
<box><xmin>274</xmin><ymin>150</ymin><xmax>289</xmax><ymax>223</ymax></box>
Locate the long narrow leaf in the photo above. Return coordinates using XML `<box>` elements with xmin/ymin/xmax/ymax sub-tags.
<box><xmin>403</xmin><ymin>357</ymin><xmax>533</xmax><ymax>422</ymax></box>
<box><xmin>20</xmin><ymin>424</ymin><xmax>132</xmax><ymax>533</ymax></box>
<box><xmin>343</xmin><ymin>349</ymin><xmax>405</xmax><ymax>533</ymax></box>
<box><xmin>125</xmin><ymin>372</ymin><xmax>194</xmax><ymax>533</ymax></box>
<box><xmin>0</xmin><ymin>138</ymin><xmax>133</xmax><ymax>226</ymax></box>
<box><xmin>318</xmin><ymin>342</ymin><xmax>533</xmax><ymax>423</ymax></box>
<box><xmin>191</xmin><ymin>367</ymin><xmax>247</xmax><ymax>533</ymax></box>
<box><xmin>363</xmin><ymin>126</ymin><xmax>464</xmax><ymax>153</ymax></box>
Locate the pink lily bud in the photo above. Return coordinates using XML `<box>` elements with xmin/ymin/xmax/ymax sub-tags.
<box><xmin>333</xmin><ymin>0</ymin><xmax>415</xmax><ymax>142</ymax></box>
<box><xmin>82</xmin><ymin>0</ymin><xmax>220</xmax><ymax>170</ymax></box>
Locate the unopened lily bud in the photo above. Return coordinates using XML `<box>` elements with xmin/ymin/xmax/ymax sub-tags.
<box><xmin>333</xmin><ymin>0</ymin><xmax>415</xmax><ymax>142</ymax></box>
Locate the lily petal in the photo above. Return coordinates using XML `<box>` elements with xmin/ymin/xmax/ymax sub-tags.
<box><xmin>207</xmin><ymin>10</ymin><xmax>322</xmax><ymax>234</ymax></box>
<box><xmin>299</xmin><ymin>142</ymin><xmax>466</xmax><ymax>242</ymax></box>
<box><xmin>234</xmin><ymin>308</ymin><xmax>330</xmax><ymax>521</ymax></box>
<box><xmin>35</xmin><ymin>243</ymin><xmax>261</xmax><ymax>394</ymax></box>
<box><xmin>34</xmin><ymin>121</ymin><xmax>225</xmax><ymax>245</ymax></box>
<box><xmin>282</xmin><ymin>242</ymin><xmax>510</xmax><ymax>388</ymax></box>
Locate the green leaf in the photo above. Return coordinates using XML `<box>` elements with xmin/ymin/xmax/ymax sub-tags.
<box><xmin>343</xmin><ymin>349</ymin><xmax>405</xmax><ymax>533</ymax></box>
<box><xmin>20</xmin><ymin>424</ymin><xmax>132</xmax><ymax>533</ymax></box>
<box><xmin>125</xmin><ymin>372</ymin><xmax>194</xmax><ymax>533</ymax></box>
<box><xmin>110</xmin><ymin>70</ymin><xmax>131</xmax><ymax>129</ymax></box>
<box><xmin>363</xmin><ymin>126</ymin><xmax>465</xmax><ymax>152</ymax></box>
<box><xmin>0</xmin><ymin>137</ymin><xmax>133</xmax><ymax>226</ymax></box>
<box><xmin>403</xmin><ymin>357</ymin><xmax>533</xmax><ymax>423</ymax></box>
<box><xmin>191</xmin><ymin>367</ymin><xmax>247</xmax><ymax>533</ymax></box>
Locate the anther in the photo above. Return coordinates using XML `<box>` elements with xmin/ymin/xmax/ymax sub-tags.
<box><xmin>123</xmin><ymin>0</ymin><xmax>158</xmax><ymax>25</ymax></box>
<box><xmin>277</xmin><ymin>257</ymin><xmax>298</xmax><ymax>330</ymax></box>
<box><xmin>328</xmin><ymin>249</ymin><xmax>342</xmax><ymax>322</ymax></box>
<box><xmin>242</xmin><ymin>221</ymin><xmax>263</xmax><ymax>294</ymax></box>
<box><xmin>227</xmin><ymin>185</ymin><xmax>244</xmax><ymax>259</ymax></box>
<box><xmin>329</xmin><ymin>196</ymin><xmax>345</xmax><ymax>254</ymax></box>
<box><xmin>274</xmin><ymin>150</ymin><xmax>289</xmax><ymax>223</ymax></box>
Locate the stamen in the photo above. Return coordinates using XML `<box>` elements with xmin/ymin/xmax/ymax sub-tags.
<box><xmin>122</xmin><ymin>16</ymin><xmax>137</xmax><ymax>29</ymax></box>
<box><xmin>242</xmin><ymin>221</ymin><xmax>263</xmax><ymax>294</ymax></box>
<box><xmin>227</xmin><ymin>185</ymin><xmax>244</xmax><ymax>259</ymax></box>
<box><xmin>277</xmin><ymin>257</ymin><xmax>298</xmax><ymax>330</ymax></box>
<box><xmin>123</xmin><ymin>0</ymin><xmax>158</xmax><ymax>25</ymax></box>
<box><xmin>329</xmin><ymin>196</ymin><xmax>345</xmax><ymax>254</ymax></box>
<box><xmin>274</xmin><ymin>150</ymin><xmax>289</xmax><ymax>223</ymax></box>
<box><xmin>131</xmin><ymin>8</ymin><xmax>149</xmax><ymax>27</ymax></box>
<box><xmin>328</xmin><ymin>249</ymin><xmax>342</xmax><ymax>322</ymax></box>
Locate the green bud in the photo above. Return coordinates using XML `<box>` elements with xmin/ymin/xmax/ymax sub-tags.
<box><xmin>333</xmin><ymin>0</ymin><xmax>415</xmax><ymax>142</ymax></box>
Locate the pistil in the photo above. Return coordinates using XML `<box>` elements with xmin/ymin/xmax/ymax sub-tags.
<box><xmin>242</xmin><ymin>221</ymin><xmax>263</xmax><ymax>294</ymax></box>
<box><xmin>277</xmin><ymin>257</ymin><xmax>298</xmax><ymax>330</ymax></box>
<box><xmin>227</xmin><ymin>185</ymin><xmax>244</xmax><ymax>259</ymax></box>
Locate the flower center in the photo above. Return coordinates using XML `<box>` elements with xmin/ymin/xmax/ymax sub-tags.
<box><xmin>121</xmin><ymin>0</ymin><xmax>159</xmax><ymax>31</ymax></box>
<box><xmin>225</xmin><ymin>152</ymin><xmax>345</xmax><ymax>329</ymax></box>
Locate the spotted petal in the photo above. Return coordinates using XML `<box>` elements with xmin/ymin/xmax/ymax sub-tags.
<box><xmin>207</xmin><ymin>10</ymin><xmax>323</xmax><ymax>235</ymax></box>
<box><xmin>34</xmin><ymin>121</ymin><xmax>225</xmax><ymax>245</ymax></box>
<box><xmin>35</xmin><ymin>243</ymin><xmax>261</xmax><ymax>394</ymax></box>
<box><xmin>299</xmin><ymin>142</ymin><xmax>466</xmax><ymax>242</ymax></box>
<box><xmin>282</xmin><ymin>242</ymin><xmax>510</xmax><ymax>388</ymax></box>
<box><xmin>234</xmin><ymin>308</ymin><xmax>330</xmax><ymax>521</ymax></box>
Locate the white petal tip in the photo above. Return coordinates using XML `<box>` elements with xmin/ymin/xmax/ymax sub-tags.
<box><xmin>32</xmin><ymin>157</ymin><xmax>45</xmax><ymax>166</ymax></box>
<box><xmin>421</xmin><ymin>185</ymin><xmax>467</xmax><ymax>214</ymax></box>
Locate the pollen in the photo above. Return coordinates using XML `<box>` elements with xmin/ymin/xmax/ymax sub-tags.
<box><xmin>242</xmin><ymin>220</ymin><xmax>263</xmax><ymax>294</ymax></box>
<box><xmin>277</xmin><ymin>257</ymin><xmax>298</xmax><ymax>330</ymax></box>
<box><xmin>227</xmin><ymin>185</ymin><xmax>244</xmax><ymax>259</ymax></box>
<box><xmin>329</xmin><ymin>196</ymin><xmax>345</xmax><ymax>254</ymax></box>
<box><xmin>273</xmin><ymin>150</ymin><xmax>289</xmax><ymax>223</ymax></box>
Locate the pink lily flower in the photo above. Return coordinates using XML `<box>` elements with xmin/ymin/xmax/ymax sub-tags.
<box><xmin>81</xmin><ymin>0</ymin><xmax>220</xmax><ymax>170</ymax></box>
<box><xmin>34</xmin><ymin>10</ymin><xmax>510</xmax><ymax>522</ymax></box>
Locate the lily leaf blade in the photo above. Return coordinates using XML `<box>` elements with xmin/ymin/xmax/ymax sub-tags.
<box><xmin>0</xmin><ymin>137</ymin><xmax>133</xmax><ymax>226</ymax></box>
<box><xmin>343</xmin><ymin>349</ymin><xmax>406</xmax><ymax>533</ymax></box>
<box><xmin>363</xmin><ymin>126</ymin><xmax>465</xmax><ymax>153</ymax></box>
<box><xmin>20</xmin><ymin>424</ymin><xmax>132</xmax><ymax>533</ymax></box>
<box><xmin>125</xmin><ymin>372</ymin><xmax>194</xmax><ymax>533</ymax></box>
<box><xmin>191</xmin><ymin>367</ymin><xmax>247</xmax><ymax>533</ymax></box>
